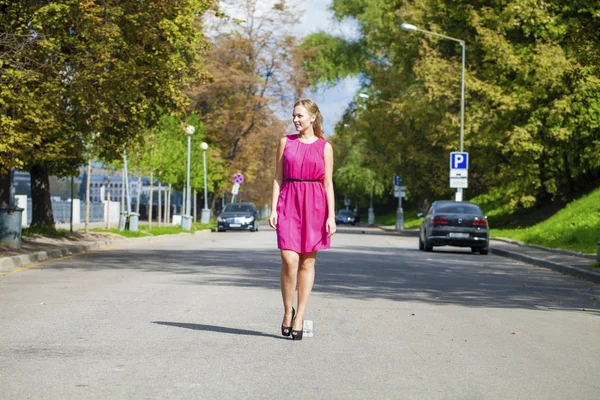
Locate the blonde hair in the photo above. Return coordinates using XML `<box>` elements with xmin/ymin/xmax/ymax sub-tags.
<box><xmin>294</xmin><ymin>99</ymin><xmax>324</xmax><ymax>139</ymax></box>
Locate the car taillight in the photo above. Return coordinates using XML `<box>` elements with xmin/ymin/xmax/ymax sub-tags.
<box><xmin>472</xmin><ymin>219</ymin><xmax>487</xmax><ymax>227</ymax></box>
<box><xmin>432</xmin><ymin>217</ymin><xmax>448</xmax><ymax>225</ymax></box>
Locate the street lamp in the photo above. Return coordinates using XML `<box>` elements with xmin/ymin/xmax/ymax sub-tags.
<box><xmin>401</xmin><ymin>22</ymin><xmax>466</xmax><ymax>201</ymax></box>
<box><xmin>200</xmin><ymin>142</ymin><xmax>210</xmax><ymax>224</ymax></box>
<box><xmin>181</xmin><ymin>124</ymin><xmax>195</xmax><ymax>230</ymax></box>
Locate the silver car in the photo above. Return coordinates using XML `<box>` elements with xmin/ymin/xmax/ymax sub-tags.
<box><xmin>419</xmin><ymin>201</ymin><xmax>489</xmax><ymax>254</ymax></box>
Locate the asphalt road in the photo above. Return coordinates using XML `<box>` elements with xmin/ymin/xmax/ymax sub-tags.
<box><xmin>1</xmin><ymin>225</ymin><xmax>598</xmax><ymax>399</ymax></box>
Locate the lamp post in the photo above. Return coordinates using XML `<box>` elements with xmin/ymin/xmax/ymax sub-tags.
<box><xmin>181</xmin><ymin>124</ymin><xmax>195</xmax><ymax>230</ymax></box>
<box><xmin>200</xmin><ymin>142</ymin><xmax>210</xmax><ymax>224</ymax></box>
<box><xmin>401</xmin><ymin>23</ymin><xmax>466</xmax><ymax>201</ymax></box>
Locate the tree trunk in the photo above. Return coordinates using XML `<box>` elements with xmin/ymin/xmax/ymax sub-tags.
<box><xmin>30</xmin><ymin>164</ymin><xmax>55</xmax><ymax>231</ymax></box>
<box><xmin>85</xmin><ymin>159</ymin><xmax>91</xmax><ymax>233</ymax></box>
<box><xmin>166</xmin><ymin>184</ymin><xmax>172</xmax><ymax>224</ymax></box>
<box><xmin>136</xmin><ymin>175</ymin><xmax>141</xmax><ymax>214</ymax></box>
<box><xmin>158</xmin><ymin>182</ymin><xmax>162</xmax><ymax>227</ymax></box>
<box><xmin>149</xmin><ymin>172</ymin><xmax>153</xmax><ymax>230</ymax></box>
<box><xmin>106</xmin><ymin>173</ymin><xmax>112</xmax><ymax>230</ymax></box>
<box><xmin>193</xmin><ymin>189</ymin><xmax>197</xmax><ymax>223</ymax></box>
<box><xmin>0</xmin><ymin>173</ymin><xmax>10</xmax><ymax>206</ymax></box>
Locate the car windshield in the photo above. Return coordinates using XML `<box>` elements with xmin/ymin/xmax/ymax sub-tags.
<box><xmin>224</xmin><ymin>204</ymin><xmax>253</xmax><ymax>213</ymax></box>
<box><xmin>436</xmin><ymin>204</ymin><xmax>482</xmax><ymax>215</ymax></box>
<box><xmin>337</xmin><ymin>210</ymin><xmax>353</xmax><ymax>216</ymax></box>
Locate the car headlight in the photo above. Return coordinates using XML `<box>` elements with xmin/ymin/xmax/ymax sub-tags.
<box><xmin>217</xmin><ymin>217</ymin><xmax>224</xmax><ymax>222</ymax></box>
<box><xmin>242</xmin><ymin>216</ymin><xmax>254</xmax><ymax>223</ymax></box>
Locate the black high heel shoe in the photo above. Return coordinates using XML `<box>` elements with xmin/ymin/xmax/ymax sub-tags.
<box><xmin>291</xmin><ymin>319</ymin><xmax>304</xmax><ymax>341</ymax></box>
<box><xmin>281</xmin><ymin>307</ymin><xmax>295</xmax><ymax>337</ymax></box>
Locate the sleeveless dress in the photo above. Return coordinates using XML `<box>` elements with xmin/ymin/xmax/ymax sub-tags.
<box><xmin>276</xmin><ymin>134</ymin><xmax>330</xmax><ymax>254</ymax></box>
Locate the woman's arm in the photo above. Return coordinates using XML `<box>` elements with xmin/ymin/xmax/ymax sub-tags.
<box><xmin>269</xmin><ymin>136</ymin><xmax>287</xmax><ymax>229</ymax></box>
<box><xmin>323</xmin><ymin>142</ymin><xmax>336</xmax><ymax>237</ymax></box>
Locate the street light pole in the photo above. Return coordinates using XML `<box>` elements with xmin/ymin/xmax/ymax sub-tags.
<box><xmin>401</xmin><ymin>23</ymin><xmax>466</xmax><ymax>201</ymax></box>
<box><xmin>200</xmin><ymin>142</ymin><xmax>210</xmax><ymax>224</ymax></box>
<box><xmin>181</xmin><ymin>125</ymin><xmax>195</xmax><ymax>230</ymax></box>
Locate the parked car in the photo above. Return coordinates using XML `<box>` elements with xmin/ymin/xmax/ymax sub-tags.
<box><xmin>419</xmin><ymin>201</ymin><xmax>489</xmax><ymax>254</ymax></box>
<box><xmin>335</xmin><ymin>209</ymin><xmax>356</xmax><ymax>225</ymax></box>
<box><xmin>217</xmin><ymin>203</ymin><xmax>259</xmax><ymax>232</ymax></box>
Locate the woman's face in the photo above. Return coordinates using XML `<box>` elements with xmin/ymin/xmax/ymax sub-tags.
<box><xmin>292</xmin><ymin>105</ymin><xmax>315</xmax><ymax>134</ymax></box>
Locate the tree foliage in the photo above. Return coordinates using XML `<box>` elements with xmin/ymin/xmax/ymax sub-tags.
<box><xmin>187</xmin><ymin>0</ymin><xmax>308</xmax><ymax>206</ymax></box>
<box><xmin>0</xmin><ymin>0</ymin><xmax>213</xmax><ymax>226</ymax></box>
<box><xmin>301</xmin><ymin>0</ymin><xmax>600</xmax><ymax>211</ymax></box>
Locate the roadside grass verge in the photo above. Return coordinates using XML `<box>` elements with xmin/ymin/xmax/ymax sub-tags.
<box><xmin>22</xmin><ymin>227</ymin><xmax>72</xmax><ymax>238</ymax></box>
<box><xmin>490</xmin><ymin>188</ymin><xmax>600</xmax><ymax>255</ymax></box>
<box><xmin>91</xmin><ymin>221</ymin><xmax>216</xmax><ymax>238</ymax></box>
<box><xmin>373</xmin><ymin>210</ymin><xmax>423</xmax><ymax>229</ymax></box>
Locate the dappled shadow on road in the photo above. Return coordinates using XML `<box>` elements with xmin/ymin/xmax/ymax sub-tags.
<box><xmin>49</xmin><ymin>231</ymin><xmax>599</xmax><ymax>312</ymax></box>
<box><xmin>151</xmin><ymin>321</ymin><xmax>285</xmax><ymax>340</ymax></box>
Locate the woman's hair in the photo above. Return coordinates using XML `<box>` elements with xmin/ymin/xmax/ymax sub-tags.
<box><xmin>294</xmin><ymin>99</ymin><xmax>324</xmax><ymax>138</ymax></box>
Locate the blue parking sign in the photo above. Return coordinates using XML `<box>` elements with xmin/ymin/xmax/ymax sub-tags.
<box><xmin>450</xmin><ymin>152</ymin><xmax>468</xmax><ymax>170</ymax></box>
<box><xmin>394</xmin><ymin>175</ymin><xmax>403</xmax><ymax>186</ymax></box>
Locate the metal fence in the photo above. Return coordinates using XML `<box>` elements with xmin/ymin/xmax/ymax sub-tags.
<box><xmin>25</xmin><ymin>199</ymin><xmax>105</xmax><ymax>225</ymax></box>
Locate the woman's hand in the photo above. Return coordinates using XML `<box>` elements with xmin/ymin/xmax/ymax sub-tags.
<box><xmin>326</xmin><ymin>217</ymin><xmax>336</xmax><ymax>238</ymax></box>
<box><xmin>269</xmin><ymin>212</ymin><xmax>278</xmax><ymax>229</ymax></box>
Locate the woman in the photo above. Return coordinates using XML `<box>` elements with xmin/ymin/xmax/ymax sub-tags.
<box><xmin>268</xmin><ymin>99</ymin><xmax>336</xmax><ymax>341</ymax></box>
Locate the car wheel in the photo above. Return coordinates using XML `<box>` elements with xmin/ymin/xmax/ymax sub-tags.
<box><xmin>479</xmin><ymin>247</ymin><xmax>489</xmax><ymax>255</ymax></box>
<box><xmin>217</xmin><ymin>229</ymin><xmax>225</xmax><ymax>232</ymax></box>
<box><xmin>424</xmin><ymin>236</ymin><xmax>433</xmax><ymax>252</ymax></box>
<box><xmin>471</xmin><ymin>247</ymin><xmax>478</xmax><ymax>253</ymax></box>
<box><xmin>418</xmin><ymin>235</ymin><xmax>424</xmax><ymax>251</ymax></box>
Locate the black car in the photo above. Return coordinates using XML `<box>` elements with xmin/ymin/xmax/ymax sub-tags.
<box><xmin>217</xmin><ymin>203</ymin><xmax>259</xmax><ymax>232</ymax></box>
<box><xmin>419</xmin><ymin>201</ymin><xmax>489</xmax><ymax>254</ymax></box>
<box><xmin>335</xmin><ymin>209</ymin><xmax>356</xmax><ymax>225</ymax></box>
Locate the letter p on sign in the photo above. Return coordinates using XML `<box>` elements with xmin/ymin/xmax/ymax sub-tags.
<box><xmin>450</xmin><ymin>152</ymin><xmax>468</xmax><ymax>170</ymax></box>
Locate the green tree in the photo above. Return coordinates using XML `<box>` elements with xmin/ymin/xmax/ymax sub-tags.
<box><xmin>0</xmin><ymin>0</ymin><xmax>213</xmax><ymax>229</ymax></box>
<box><xmin>301</xmin><ymin>0</ymin><xmax>600</xmax><ymax>212</ymax></box>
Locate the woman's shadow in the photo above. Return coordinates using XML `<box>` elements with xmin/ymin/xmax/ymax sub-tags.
<box><xmin>152</xmin><ymin>321</ymin><xmax>287</xmax><ymax>340</ymax></box>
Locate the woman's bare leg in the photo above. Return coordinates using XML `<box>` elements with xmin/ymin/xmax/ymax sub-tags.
<box><xmin>280</xmin><ymin>250</ymin><xmax>300</xmax><ymax>327</ymax></box>
<box><xmin>293</xmin><ymin>251</ymin><xmax>317</xmax><ymax>331</ymax></box>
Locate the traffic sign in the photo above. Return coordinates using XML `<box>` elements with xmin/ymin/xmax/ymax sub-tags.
<box><xmin>394</xmin><ymin>186</ymin><xmax>406</xmax><ymax>198</ymax></box>
<box><xmin>450</xmin><ymin>152</ymin><xmax>468</xmax><ymax>170</ymax></box>
<box><xmin>234</xmin><ymin>173</ymin><xmax>244</xmax><ymax>184</ymax></box>
<box><xmin>450</xmin><ymin>177</ymin><xmax>468</xmax><ymax>188</ymax></box>
<box><xmin>232</xmin><ymin>183</ymin><xmax>240</xmax><ymax>195</ymax></box>
<box><xmin>394</xmin><ymin>175</ymin><xmax>403</xmax><ymax>186</ymax></box>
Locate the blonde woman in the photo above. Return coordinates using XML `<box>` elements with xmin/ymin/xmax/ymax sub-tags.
<box><xmin>269</xmin><ymin>99</ymin><xmax>336</xmax><ymax>340</ymax></box>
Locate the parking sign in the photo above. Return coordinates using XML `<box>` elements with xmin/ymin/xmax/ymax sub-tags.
<box><xmin>450</xmin><ymin>152</ymin><xmax>468</xmax><ymax>170</ymax></box>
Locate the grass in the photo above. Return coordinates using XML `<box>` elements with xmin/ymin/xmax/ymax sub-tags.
<box><xmin>22</xmin><ymin>226</ymin><xmax>73</xmax><ymax>238</ymax></box>
<box><xmin>371</xmin><ymin>210</ymin><xmax>423</xmax><ymax>229</ymax></box>
<box><xmin>490</xmin><ymin>188</ymin><xmax>600</xmax><ymax>254</ymax></box>
<box><xmin>91</xmin><ymin>220</ymin><xmax>217</xmax><ymax>238</ymax></box>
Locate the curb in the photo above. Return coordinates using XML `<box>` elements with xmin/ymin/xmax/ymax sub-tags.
<box><xmin>490</xmin><ymin>246</ymin><xmax>600</xmax><ymax>284</ymax></box>
<box><xmin>377</xmin><ymin>226</ymin><xmax>420</xmax><ymax>237</ymax></box>
<box><xmin>0</xmin><ymin>229</ymin><xmax>212</xmax><ymax>273</ymax></box>
<box><xmin>491</xmin><ymin>237</ymin><xmax>597</xmax><ymax>260</ymax></box>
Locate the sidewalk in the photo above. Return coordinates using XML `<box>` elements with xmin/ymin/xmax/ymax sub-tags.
<box><xmin>0</xmin><ymin>222</ymin><xmax>207</xmax><ymax>274</ymax></box>
<box><xmin>378</xmin><ymin>225</ymin><xmax>600</xmax><ymax>284</ymax></box>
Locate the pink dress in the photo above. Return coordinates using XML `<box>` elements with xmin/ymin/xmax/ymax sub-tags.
<box><xmin>277</xmin><ymin>134</ymin><xmax>330</xmax><ymax>254</ymax></box>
